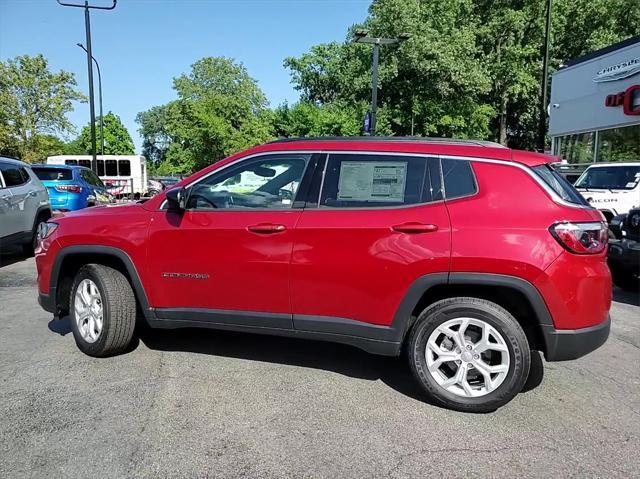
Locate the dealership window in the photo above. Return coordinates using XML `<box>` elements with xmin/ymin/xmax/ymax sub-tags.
<box><xmin>558</xmin><ymin>132</ymin><xmax>596</xmax><ymax>163</ymax></box>
<box><xmin>597</xmin><ymin>124</ymin><xmax>640</xmax><ymax>162</ymax></box>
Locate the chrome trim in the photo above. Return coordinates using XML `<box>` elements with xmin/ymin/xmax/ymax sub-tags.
<box><xmin>160</xmin><ymin>149</ymin><xmax>592</xmax><ymax>211</ymax></box>
<box><xmin>442</xmin><ymin>154</ymin><xmax>592</xmax><ymax>210</ymax></box>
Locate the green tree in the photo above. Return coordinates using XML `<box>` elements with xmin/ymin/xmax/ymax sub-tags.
<box><xmin>284</xmin><ymin>0</ymin><xmax>639</xmax><ymax>149</ymax></box>
<box><xmin>76</xmin><ymin>112</ymin><xmax>135</xmax><ymax>155</ymax></box>
<box><xmin>284</xmin><ymin>0</ymin><xmax>494</xmax><ymax>139</ymax></box>
<box><xmin>0</xmin><ymin>54</ymin><xmax>85</xmax><ymax>162</ymax></box>
<box><xmin>273</xmin><ymin>101</ymin><xmax>366</xmax><ymax>138</ymax></box>
<box><xmin>137</xmin><ymin>57</ymin><xmax>275</xmax><ymax>173</ymax></box>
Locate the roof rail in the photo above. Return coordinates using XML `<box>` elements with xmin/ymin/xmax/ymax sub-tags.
<box><xmin>267</xmin><ymin>136</ymin><xmax>507</xmax><ymax>148</ymax></box>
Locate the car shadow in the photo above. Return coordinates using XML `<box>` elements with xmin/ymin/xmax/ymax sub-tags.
<box><xmin>48</xmin><ymin>316</ymin><xmax>72</xmax><ymax>335</ymax></box>
<box><xmin>137</xmin><ymin>326</ymin><xmax>546</xmax><ymax>407</ymax></box>
<box><xmin>0</xmin><ymin>245</ymin><xmax>31</xmax><ymax>268</ymax></box>
<box><xmin>613</xmin><ymin>287</ymin><xmax>640</xmax><ymax>306</ymax></box>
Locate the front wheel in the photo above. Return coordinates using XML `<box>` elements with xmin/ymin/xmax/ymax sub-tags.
<box><xmin>407</xmin><ymin>297</ymin><xmax>530</xmax><ymax>413</ymax></box>
<box><xmin>69</xmin><ymin>264</ymin><xmax>137</xmax><ymax>357</ymax></box>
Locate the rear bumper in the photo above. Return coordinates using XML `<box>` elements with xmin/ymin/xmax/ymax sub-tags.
<box><xmin>608</xmin><ymin>239</ymin><xmax>640</xmax><ymax>273</ymax></box>
<box><xmin>542</xmin><ymin>316</ymin><xmax>610</xmax><ymax>361</ymax></box>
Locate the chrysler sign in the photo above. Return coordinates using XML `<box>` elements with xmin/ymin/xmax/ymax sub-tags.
<box><xmin>593</xmin><ymin>57</ymin><xmax>640</xmax><ymax>83</ymax></box>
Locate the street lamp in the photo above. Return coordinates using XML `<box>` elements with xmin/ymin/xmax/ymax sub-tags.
<box><xmin>353</xmin><ymin>30</ymin><xmax>410</xmax><ymax>135</ymax></box>
<box><xmin>57</xmin><ymin>0</ymin><xmax>117</xmax><ymax>173</ymax></box>
<box><xmin>537</xmin><ymin>0</ymin><xmax>553</xmax><ymax>153</ymax></box>
<box><xmin>77</xmin><ymin>43</ymin><xmax>104</xmax><ymax>157</ymax></box>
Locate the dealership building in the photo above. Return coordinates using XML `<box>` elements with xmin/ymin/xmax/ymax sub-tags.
<box><xmin>549</xmin><ymin>36</ymin><xmax>639</xmax><ymax>173</ymax></box>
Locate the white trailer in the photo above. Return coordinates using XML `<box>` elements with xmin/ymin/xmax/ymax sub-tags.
<box><xmin>46</xmin><ymin>155</ymin><xmax>148</xmax><ymax>197</ymax></box>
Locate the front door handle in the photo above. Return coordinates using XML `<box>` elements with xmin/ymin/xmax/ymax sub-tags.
<box><xmin>392</xmin><ymin>223</ymin><xmax>439</xmax><ymax>234</ymax></box>
<box><xmin>247</xmin><ymin>223</ymin><xmax>287</xmax><ymax>234</ymax></box>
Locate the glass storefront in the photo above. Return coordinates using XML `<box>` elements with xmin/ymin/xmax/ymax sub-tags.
<box><xmin>554</xmin><ymin>123</ymin><xmax>640</xmax><ymax>163</ymax></box>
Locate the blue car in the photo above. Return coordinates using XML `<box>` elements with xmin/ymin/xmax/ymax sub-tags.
<box><xmin>31</xmin><ymin>164</ymin><xmax>113</xmax><ymax>211</ymax></box>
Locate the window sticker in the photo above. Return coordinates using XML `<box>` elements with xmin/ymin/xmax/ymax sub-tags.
<box><xmin>337</xmin><ymin>161</ymin><xmax>407</xmax><ymax>202</ymax></box>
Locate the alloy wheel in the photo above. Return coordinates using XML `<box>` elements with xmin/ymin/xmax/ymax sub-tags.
<box><xmin>426</xmin><ymin>317</ymin><xmax>510</xmax><ymax>397</ymax></box>
<box><xmin>74</xmin><ymin>279</ymin><xmax>104</xmax><ymax>344</ymax></box>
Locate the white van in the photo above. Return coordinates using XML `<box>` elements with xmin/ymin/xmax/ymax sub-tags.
<box><xmin>46</xmin><ymin>155</ymin><xmax>148</xmax><ymax>197</ymax></box>
<box><xmin>574</xmin><ymin>162</ymin><xmax>640</xmax><ymax>221</ymax></box>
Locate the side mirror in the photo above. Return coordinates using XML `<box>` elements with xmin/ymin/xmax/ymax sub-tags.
<box><xmin>166</xmin><ymin>187</ymin><xmax>188</xmax><ymax>211</ymax></box>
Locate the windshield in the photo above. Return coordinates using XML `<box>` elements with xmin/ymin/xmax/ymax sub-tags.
<box><xmin>32</xmin><ymin>167</ymin><xmax>72</xmax><ymax>181</ymax></box>
<box><xmin>575</xmin><ymin>166</ymin><xmax>640</xmax><ymax>190</ymax></box>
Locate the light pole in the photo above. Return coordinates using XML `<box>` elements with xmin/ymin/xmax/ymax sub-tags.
<box><xmin>57</xmin><ymin>0</ymin><xmax>116</xmax><ymax>173</ymax></box>
<box><xmin>77</xmin><ymin>43</ymin><xmax>104</xmax><ymax>157</ymax></box>
<box><xmin>353</xmin><ymin>30</ymin><xmax>409</xmax><ymax>136</ymax></box>
<box><xmin>538</xmin><ymin>0</ymin><xmax>553</xmax><ymax>152</ymax></box>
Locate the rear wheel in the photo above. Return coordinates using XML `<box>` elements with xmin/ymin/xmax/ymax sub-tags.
<box><xmin>69</xmin><ymin>264</ymin><xmax>136</xmax><ymax>357</ymax></box>
<box><xmin>407</xmin><ymin>297</ymin><xmax>530</xmax><ymax>413</ymax></box>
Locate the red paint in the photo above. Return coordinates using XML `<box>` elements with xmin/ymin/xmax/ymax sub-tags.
<box><xmin>36</xmin><ymin>139</ymin><xmax>610</xmax><ymax>336</ymax></box>
<box><xmin>605</xmin><ymin>84</ymin><xmax>640</xmax><ymax>115</ymax></box>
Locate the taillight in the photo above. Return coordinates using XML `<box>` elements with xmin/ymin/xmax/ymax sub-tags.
<box><xmin>550</xmin><ymin>222</ymin><xmax>608</xmax><ymax>254</ymax></box>
<box><xmin>54</xmin><ymin>184</ymin><xmax>82</xmax><ymax>193</ymax></box>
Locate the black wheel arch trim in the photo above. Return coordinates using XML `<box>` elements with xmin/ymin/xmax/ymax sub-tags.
<box><xmin>48</xmin><ymin>245</ymin><xmax>153</xmax><ymax>320</ymax></box>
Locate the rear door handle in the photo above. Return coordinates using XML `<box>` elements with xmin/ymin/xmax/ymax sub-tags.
<box><xmin>247</xmin><ymin>223</ymin><xmax>287</xmax><ymax>234</ymax></box>
<box><xmin>392</xmin><ymin>223</ymin><xmax>439</xmax><ymax>234</ymax></box>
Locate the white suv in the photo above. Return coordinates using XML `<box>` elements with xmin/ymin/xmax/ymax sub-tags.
<box><xmin>574</xmin><ymin>162</ymin><xmax>640</xmax><ymax>222</ymax></box>
<box><xmin>0</xmin><ymin>157</ymin><xmax>51</xmax><ymax>254</ymax></box>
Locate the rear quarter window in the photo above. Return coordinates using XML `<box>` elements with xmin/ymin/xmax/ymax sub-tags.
<box><xmin>533</xmin><ymin>165</ymin><xmax>589</xmax><ymax>206</ymax></box>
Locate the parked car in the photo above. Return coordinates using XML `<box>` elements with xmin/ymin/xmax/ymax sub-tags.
<box><xmin>46</xmin><ymin>155</ymin><xmax>148</xmax><ymax>198</ymax></box>
<box><xmin>574</xmin><ymin>162</ymin><xmax>640</xmax><ymax>222</ymax></box>
<box><xmin>31</xmin><ymin>164</ymin><xmax>114</xmax><ymax>212</ymax></box>
<box><xmin>0</xmin><ymin>157</ymin><xmax>51</xmax><ymax>254</ymax></box>
<box><xmin>607</xmin><ymin>207</ymin><xmax>640</xmax><ymax>291</ymax></box>
<box><xmin>147</xmin><ymin>176</ymin><xmax>181</xmax><ymax>197</ymax></box>
<box><xmin>35</xmin><ymin>137</ymin><xmax>611</xmax><ymax>412</ymax></box>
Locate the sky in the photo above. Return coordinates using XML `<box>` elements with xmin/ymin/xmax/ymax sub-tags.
<box><xmin>0</xmin><ymin>0</ymin><xmax>371</xmax><ymax>153</ymax></box>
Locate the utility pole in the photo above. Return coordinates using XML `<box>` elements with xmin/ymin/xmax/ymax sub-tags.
<box><xmin>77</xmin><ymin>43</ymin><xmax>104</xmax><ymax>157</ymax></box>
<box><xmin>538</xmin><ymin>0</ymin><xmax>553</xmax><ymax>153</ymax></box>
<box><xmin>57</xmin><ymin>0</ymin><xmax>116</xmax><ymax>173</ymax></box>
<box><xmin>353</xmin><ymin>31</ymin><xmax>410</xmax><ymax>136</ymax></box>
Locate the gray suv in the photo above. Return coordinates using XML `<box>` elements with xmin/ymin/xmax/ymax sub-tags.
<box><xmin>0</xmin><ymin>157</ymin><xmax>51</xmax><ymax>254</ymax></box>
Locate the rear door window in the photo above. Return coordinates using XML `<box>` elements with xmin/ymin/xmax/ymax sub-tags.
<box><xmin>32</xmin><ymin>167</ymin><xmax>73</xmax><ymax>181</ymax></box>
<box><xmin>0</xmin><ymin>165</ymin><xmax>29</xmax><ymax>187</ymax></box>
<box><xmin>318</xmin><ymin>154</ymin><xmax>436</xmax><ymax>208</ymax></box>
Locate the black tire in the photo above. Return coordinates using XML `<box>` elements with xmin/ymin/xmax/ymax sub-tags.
<box><xmin>610</xmin><ymin>266</ymin><xmax>639</xmax><ymax>292</ymax></box>
<box><xmin>407</xmin><ymin>297</ymin><xmax>530</xmax><ymax>413</ymax></box>
<box><xmin>69</xmin><ymin>264</ymin><xmax>137</xmax><ymax>357</ymax></box>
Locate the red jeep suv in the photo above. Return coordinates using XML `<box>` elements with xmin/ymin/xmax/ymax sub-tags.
<box><xmin>35</xmin><ymin>138</ymin><xmax>611</xmax><ymax>412</ymax></box>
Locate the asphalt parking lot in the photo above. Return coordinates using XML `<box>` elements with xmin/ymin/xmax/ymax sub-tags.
<box><xmin>1</xmin><ymin>249</ymin><xmax>639</xmax><ymax>478</ymax></box>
